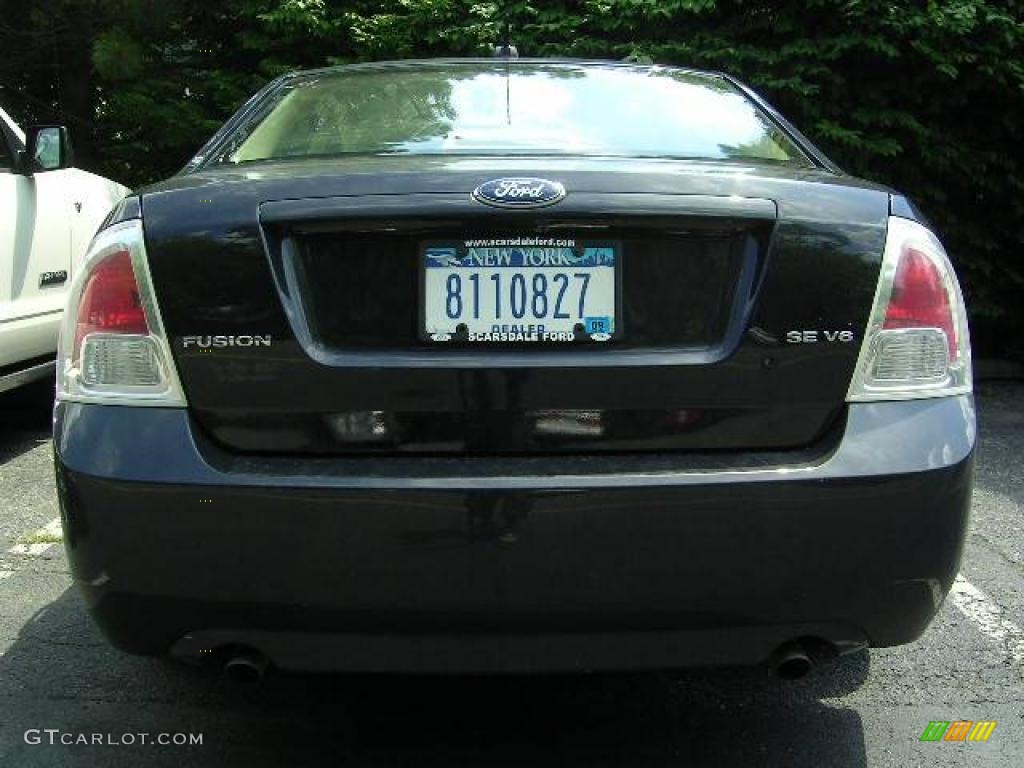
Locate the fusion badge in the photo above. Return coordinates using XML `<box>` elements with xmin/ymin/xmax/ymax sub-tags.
<box><xmin>182</xmin><ymin>335</ymin><xmax>272</xmax><ymax>348</ymax></box>
<box><xmin>472</xmin><ymin>178</ymin><xmax>567</xmax><ymax>209</ymax></box>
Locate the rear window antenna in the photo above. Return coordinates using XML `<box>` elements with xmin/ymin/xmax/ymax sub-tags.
<box><xmin>493</xmin><ymin>20</ymin><xmax>518</xmax><ymax>58</ymax></box>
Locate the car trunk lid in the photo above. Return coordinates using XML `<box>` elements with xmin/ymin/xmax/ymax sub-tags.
<box><xmin>141</xmin><ymin>157</ymin><xmax>888</xmax><ymax>455</ymax></box>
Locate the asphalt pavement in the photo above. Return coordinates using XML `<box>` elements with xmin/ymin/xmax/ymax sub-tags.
<box><xmin>0</xmin><ymin>380</ymin><xmax>1021</xmax><ymax>767</ymax></box>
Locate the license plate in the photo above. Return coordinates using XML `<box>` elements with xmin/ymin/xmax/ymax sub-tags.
<box><xmin>422</xmin><ymin>237</ymin><xmax>618</xmax><ymax>343</ymax></box>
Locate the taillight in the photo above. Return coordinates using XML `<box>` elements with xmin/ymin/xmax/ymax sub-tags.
<box><xmin>847</xmin><ymin>216</ymin><xmax>971</xmax><ymax>401</ymax></box>
<box><xmin>57</xmin><ymin>219</ymin><xmax>186</xmax><ymax>406</ymax></box>
<box><xmin>74</xmin><ymin>249</ymin><xmax>147</xmax><ymax>349</ymax></box>
<box><xmin>883</xmin><ymin>247</ymin><xmax>957</xmax><ymax>358</ymax></box>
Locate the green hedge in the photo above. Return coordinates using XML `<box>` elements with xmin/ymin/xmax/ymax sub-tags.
<box><xmin>2</xmin><ymin>1</ymin><xmax>1021</xmax><ymax>355</ymax></box>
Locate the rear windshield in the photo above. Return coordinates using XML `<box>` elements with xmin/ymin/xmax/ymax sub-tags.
<box><xmin>214</xmin><ymin>62</ymin><xmax>810</xmax><ymax>166</ymax></box>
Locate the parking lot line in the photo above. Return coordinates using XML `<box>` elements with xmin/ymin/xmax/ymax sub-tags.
<box><xmin>5</xmin><ymin>517</ymin><xmax>62</xmax><ymax>558</ymax></box>
<box><xmin>950</xmin><ymin>573</ymin><xmax>1024</xmax><ymax>665</ymax></box>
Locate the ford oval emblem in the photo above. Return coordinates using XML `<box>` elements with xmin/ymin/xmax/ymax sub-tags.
<box><xmin>472</xmin><ymin>177</ymin><xmax>567</xmax><ymax>209</ymax></box>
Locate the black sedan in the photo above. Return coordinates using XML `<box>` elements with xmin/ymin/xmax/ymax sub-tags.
<box><xmin>53</xmin><ymin>59</ymin><xmax>974</xmax><ymax>679</ymax></box>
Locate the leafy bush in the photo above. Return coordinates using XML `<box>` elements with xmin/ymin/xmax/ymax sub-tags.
<box><xmin>2</xmin><ymin>1</ymin><xmax>1021</xmax><ymax>354</ymax></box>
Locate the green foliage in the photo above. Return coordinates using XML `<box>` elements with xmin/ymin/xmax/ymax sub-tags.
<box><xmin>1</xmin><ymin>0</ymin><xmax>1021</xmax><ymax>354</ymax></box>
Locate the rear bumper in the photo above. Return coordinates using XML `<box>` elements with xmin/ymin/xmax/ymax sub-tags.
<box><xmin>53</xmin><ymin>396</ymin><xmax>975</xmax><ymax>672</ymax></box>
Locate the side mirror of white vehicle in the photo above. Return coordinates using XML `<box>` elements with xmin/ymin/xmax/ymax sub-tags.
<box><xmin>22</xmin><ymin>125</ymin><xmax>73</xmax><ymax>173</ymax></box>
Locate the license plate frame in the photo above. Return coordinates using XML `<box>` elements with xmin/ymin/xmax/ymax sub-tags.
<box><xmin>419</xmin><ymin>236</ymin><xmax>621</xmax><ymax>344</ymax></box>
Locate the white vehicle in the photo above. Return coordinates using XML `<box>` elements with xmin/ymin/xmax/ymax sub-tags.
<box><xmin>1</xmin><ymin>107</ymin><xmax>130</xmax><ymax>393</ymax></box>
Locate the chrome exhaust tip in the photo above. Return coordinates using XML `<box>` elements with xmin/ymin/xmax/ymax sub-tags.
<box><xmin>223</xmin><ymin>648</ymin><xmax>270</xmax><ymax>682</ymax></box>
<box><xmin>773</xmin><ymin>641</ymin><xmax>816</xmax><ymax>680</ymax></box>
